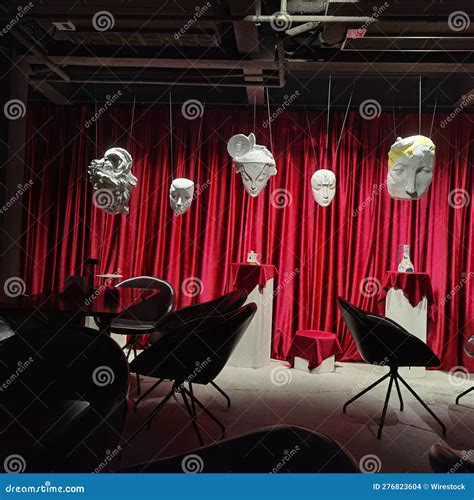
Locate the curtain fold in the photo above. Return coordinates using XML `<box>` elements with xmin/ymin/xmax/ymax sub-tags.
<box><xmin>21</xmin><ymin>106</ymin><xmax>473</xmax><ymax>371</ymax></box>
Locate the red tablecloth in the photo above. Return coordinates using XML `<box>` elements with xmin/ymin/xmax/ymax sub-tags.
<box><xmin>287</xmin><ymin>330</ymin><xmax>342</xmax><ymax>371</ymax></box>
<box><xmin>230</xmin><ymin>263</ymin><xmax>278</xmax><ymax>292</ymax></box>
<box><xmin>378</xmin><ymin>271</ymin><xmax>435</xmax><ymax>322</ymax></box>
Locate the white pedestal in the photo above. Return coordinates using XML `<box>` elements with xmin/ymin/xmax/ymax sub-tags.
<box><xmin>385</xmin><ymin>288</ymin><xmax>428</xmax><ymax>379</ymax></box>
<box><xmin>228</xmin><ymin>279</ymin><xmax>274</xmax><ymax>369</ymax></box>
<box><xmin>294</xmin><ymin>355</ymin><xmax>335</xmax><ymax>374</ymax></box>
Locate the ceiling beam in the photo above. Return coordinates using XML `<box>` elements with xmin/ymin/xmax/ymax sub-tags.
<box><xmin>25</xmin><ymin>56</ymin><xmax>277</xmax><ymax>71</ymax></box>
<box><xmin>19</xmin><ymin>61</ymin><xmax>71</xmax><ymax>105</ymax></box>
<box><xmin>229</xmin><ymin>0</ymin><xmax>265</xmax><ymax>106</ymax></box>
<box><xmin>286</xmin><ymin>60</ymin><xmax>474</xmax><ymax>75</ymax></box>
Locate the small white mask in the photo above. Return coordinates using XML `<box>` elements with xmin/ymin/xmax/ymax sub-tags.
<box><xmin>311</xmin><ymin>169</ymin><xmax>336</xmax><ymax>207</ymax></box>
<box><xmin>170</xmin><ymin>178</ymin><xmax>194</xmax><ymax>215</ymax></box>
<box><xmin>227</xmin><ymin>133</ymin><xmax>277</xmax><ymax>197</ymax></box>
<box><xmin>387</xmin><ymin>135</ymin><xmax>435</xmax><ymax>200</ymax></box>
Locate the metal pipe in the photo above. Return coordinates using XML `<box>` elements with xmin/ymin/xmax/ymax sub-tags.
<box><xmin>245</xmin><ymin>15</ymin><xmax>373</xmax><ymax>22</ymax></box>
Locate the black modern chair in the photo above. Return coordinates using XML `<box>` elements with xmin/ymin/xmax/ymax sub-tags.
<box><xmin>145</xmin><ymin>289</ymin><xmax>248</xmax><ymax>408</ymax></box>
<box><xmin>126</xmin><ymin>303</ymin><xmax>257</xmax><ymax>447</ymax></box>
<box><xmin>337</xmin><ymin>297</ymin><xmax>446</xmax><ymax>439</ymax></box>
<box><xmin>0</xmin><ymin>326</ymin><xmax>129</xmax><ymax>472</ymax></box>
<box><xmin>149</xmin><ymin>289</ymin><xmax>247</xmax><ymax>343</ymax></box>
<box><xmin>456</xmin><ymin>386</ymin><xmax>473</xmax><ymax>405</ymax></box>
<box><xmin>104</xmin><ymin>276</ymin><xmax>175</xmax><ymax>394</ymax></box>
<box><xmin>455</xmin><ymin>335</ymin><xmax>473</xmax><ymax>405</ymax></box>
<box><xmin>120</xmin><ymin>425</ymin><xmax>357</xmax><ymax>473</ymax></box>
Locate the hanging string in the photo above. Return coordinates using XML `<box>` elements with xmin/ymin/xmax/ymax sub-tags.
<box><xmin>335</xmin><ymin>88</ymin><xmax>354</xmax><ymax>154</ymax></box>
<box><xmin>304</xmin><ymin>105</ymin><xmax>317</xmax><ymax>162</ymax></box>
<box><xmin>128</xmin><ymin>92</ymin><xmax>136</xmax><ymax>140</ymax></box>
<box><xmin>253</xmin><ymin>94</ymin><xmax>257</xmax><ymax>133</ymax></box>
<box><xmin>169</xmin><ymin>91</ymin><xmax>174</xmax><ymax>180</ymax></box>
<box><xmin>391</xmin><ymin>90</ymin><xmax>397</xmax><ymax>140</ymax></box>
<box><xmin>429</xmin><ymin>90</ymin><xmax>439</xmax><ymax>138</ymax></box>
<box><xmin>418</xmin><ymin>75</ymin><xmax>422</xmax><ymax>135</ymax></box>
<box><xmin>266</xmin><ymin>88</ymin><xmax>273</xmax><ymax>151</ymax></box>
<box><xmin>94</xmin><ymin>85</ymin><xmax>98</xmax><ymax>155</ymax></box>
<box><xmin>326</xmin><ymin>75</ymin><xmax>332</xmax><ymax>155</ymax></box>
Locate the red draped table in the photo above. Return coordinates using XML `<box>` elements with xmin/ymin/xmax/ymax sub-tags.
<box><xmin>228</xmin><ymin>263</ymin><xmax>278</xmax><ymax>368</ymax></box>
<box><xmin>378</xmin><ymin>271</ymin><xmax>434</xmax><ymax>378</ymax></box>
<box><xmin>288</xmin><ymin>330</ymin><xmax>341</xmax><ymax>373</ymax></box>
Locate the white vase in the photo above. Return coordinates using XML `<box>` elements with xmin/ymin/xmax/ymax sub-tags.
<box><xmin>398</xmin><ymin>244</ymin><xmax>414</xmax><ymax>272</ymax></box>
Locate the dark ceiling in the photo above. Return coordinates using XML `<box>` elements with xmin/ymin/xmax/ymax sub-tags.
<box><xmin>0</xmin><ymin>0</ymin><xmax>473</xmax><ymax>111</ymax></box>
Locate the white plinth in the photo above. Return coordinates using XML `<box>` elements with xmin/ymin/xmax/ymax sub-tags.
<box><xmin>294</xmin><ymin>355</ymin><xmax>335</xmax><ymax>374</ymax></box>
<box><xmin>385</xmin><ymin>288</ymin><xmax>428</xmax><ymax>379</ymax></box>
<box><xmin>229</xmin><ymin>279</ymin><xmax>274</xmax><ymax>369</ymax></box>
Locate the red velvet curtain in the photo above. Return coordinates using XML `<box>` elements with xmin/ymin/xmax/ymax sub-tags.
<box><xmin>21</xmin><ymin>106</ymin><xmax>473</xmax><ymax>371</ymax></box>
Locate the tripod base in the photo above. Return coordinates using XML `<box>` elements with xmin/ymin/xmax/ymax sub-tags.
<box><xmin>344</xmin><ymin>366</ymin><xmax>446</xmax><ymax>439</ymax></box>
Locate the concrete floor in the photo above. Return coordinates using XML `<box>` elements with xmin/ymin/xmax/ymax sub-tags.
<box><xmin>117</xmin><ymin>360</ymin><xmax>473</xmax><ymax>472</ymax></box>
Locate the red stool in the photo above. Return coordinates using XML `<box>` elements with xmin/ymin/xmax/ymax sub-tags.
<box><xmin>287</xmin><ymin>330</ymin><xmax>341</xmax><ymax>374</ymax></box>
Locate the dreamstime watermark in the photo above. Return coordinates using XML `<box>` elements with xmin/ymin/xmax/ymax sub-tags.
<box><xmin>440</xmin><ymin>272</ymin><xmax>474</xmax><ymax>306</ymax></box>
<box><xmin>352</xmin><ymin>357</ymin><xmax>389</xmax><ymax>395</ymax></box>
<box><xmin>181</xmin><ymin>454</ymin><xmax>204</xmax><ymax>473</ymax></box>
<box><xmin>359</xmin><ymin>454</ymin><xmax>382</xmax><ymax>473</ymax></box>
<box><xmin>0</xmin><ymin>357</ymin><xmax>34</xmax><ymax>393</ymax></box>
<box><xmin>181</xmin><ymin>277</ymin><xmax>204</xmax><ymax>297</ymax></box>
<box><xmin>449</xmin><ymin>449</ymin><xmax>473</xmax><ymax>473</ymax></box>
<box><xmin>270</xmin><ymin>365</ymin><xmax>292</xmax><ymax>387</ymax></box>
<box><xmin>181</xmin><ymin>99</ymin><xmax>204</xmax><ymax>120</ymax></box>
<box><xmin>440</xmin><ymin>93</ymin><xmax>474</xmax><ymax>128</ymax></box>
<box><xmin>4</xmin><ymin>99</ymin><xmax>26</xmax><ymax>120</ymax></box>
<box><xmin>352</xmin><ymin>181</ymin><xmax>387</xmax><ymax>217</ymax></box>
<box><xmin>92</xmin><ymin>366</ymin><xmax>115</xmax><ymax>387</ymax></box>
<box><xmin>3</xmin><ymin>277</ymin><xmax>26</xmax><ymax>297</ymax></box>
<box><xmin>359</xmin><ymin>277</ymin><xmax>381</xmax><ymax>297</ymax></box>
<box><xmin>263</xmin><ymin>91</ymin><xmax>300</xmax><ymax>128</ymax></box>
<box><xmin>92</xmin><ymin>10</ymin><xmax>115</xmax><ymax>31</ymax></box>
<box><xmin>94</xmin><ymin>446</ymin><xmax>122</xmax><ymax>473</ymax></box>
<box><xmin>270</xmin><ymin>188</ymin><xmax>293</xmax><ymax>209</ymax></box>
<box><xmin>93</xmin><ymin>188</ymin><xmax>116</xmax><ymax>211</ymax></box>
<box><xmin>264</xmin><ymin>268</ymin><xmax>300</xmax><ymax>306</ymax></box>
<box><xmin>0</xmin><ymin>3</ymin><xmax>34</xmax><ymax>37</ymax></box>
<box><xmin>193</xmin><ymin>179</ymin><xmax>211</xmax><ymax>200</ymax></box>
<box><xmin>0</xmin><ymin>180</ymin><xmax>34</xmax><ymax>215</ymax></box>
<box><xmin>270</xmin><ymin>11</ymin><xmax>292</xmax><ymax>32</ymax></box>
<box><xmin>448</xmin><ymin>11</ymin><xmax>470</xmax><ymax>32</ymax></box>
<box><xmin>174</xmin><ymin>357</ymin><xmax>213</xmax><ymax>394</ymax></box>
<box><xmin>271</xmin><ymin>446</ymin><xmax>300</xmax><ymax>473</ymax></box>
<box><xmin>359</xmin><ymin>99</ymin><xmax>382</xmax><ymax>120</ymax></box>
<box><xmin>448</xmin><ymin>189</ymin><xmax>470</xmax><ymax>209</ymax></box>
<box><xmin>85</xmin><ymin>91</ymin><xmax>123</xmax><ymax>128</ymax></box>
<box><xmin>84</xmin><ymin>269</ymin><xmax>121</xmax><ymax>306</ymax></box>
<box><xmin>353</xmin><ymin>2</ymin><xmax>390</xmax><ymax>37</ymax></box>
<box><xmin>174</xmin><ymin>3</ymin><xmax>211</xmax><ymax>40</ymax></box>
<box><xmin>3</xmin><ymin>454</ymin><xmax>26</xmax><ymax>473</ymax></box>
<box><xmin>448</xmin><ymin>366</ymin><xmax>470</xmax><ymax>387</ymax></box>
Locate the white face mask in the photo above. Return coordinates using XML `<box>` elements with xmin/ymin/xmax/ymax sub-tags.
<box><xmin>311</xmin><ymin>169</ymin><xmax>336</xmax><ymax>207</ymax></box>
<box><xmin>228</xmin><ymin>133</ymin><xmax>277</xmax><ymax>197</ymax></box>
<box><xmin>170</xmin><ymin>178</ymin><xmax>194</xmax><ymax>215</ymax></box>
<box><xmin>387</xmin><ymin>136</ymin><xmax>435</xmax><ymax>200</ymax></box>
<box><xmin>88</xmin><ymin>147</ymin><xmax>137</xmax><ymax>215</ymax></box>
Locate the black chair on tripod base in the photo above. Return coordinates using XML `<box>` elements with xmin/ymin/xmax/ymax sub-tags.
<box><xmin>126</xmin><ymin>303</ymin><xmax>257</xmax><ymax>447</ymax></box>
<box><xmin>141</xmin><ymin>289</ymin><xmax>247</xmax><ymax>409</ymax></box>
<box><xmin>338</xmin><ymin>297</ymin><xmax>446</xmax><ymax>439</ymax></box>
